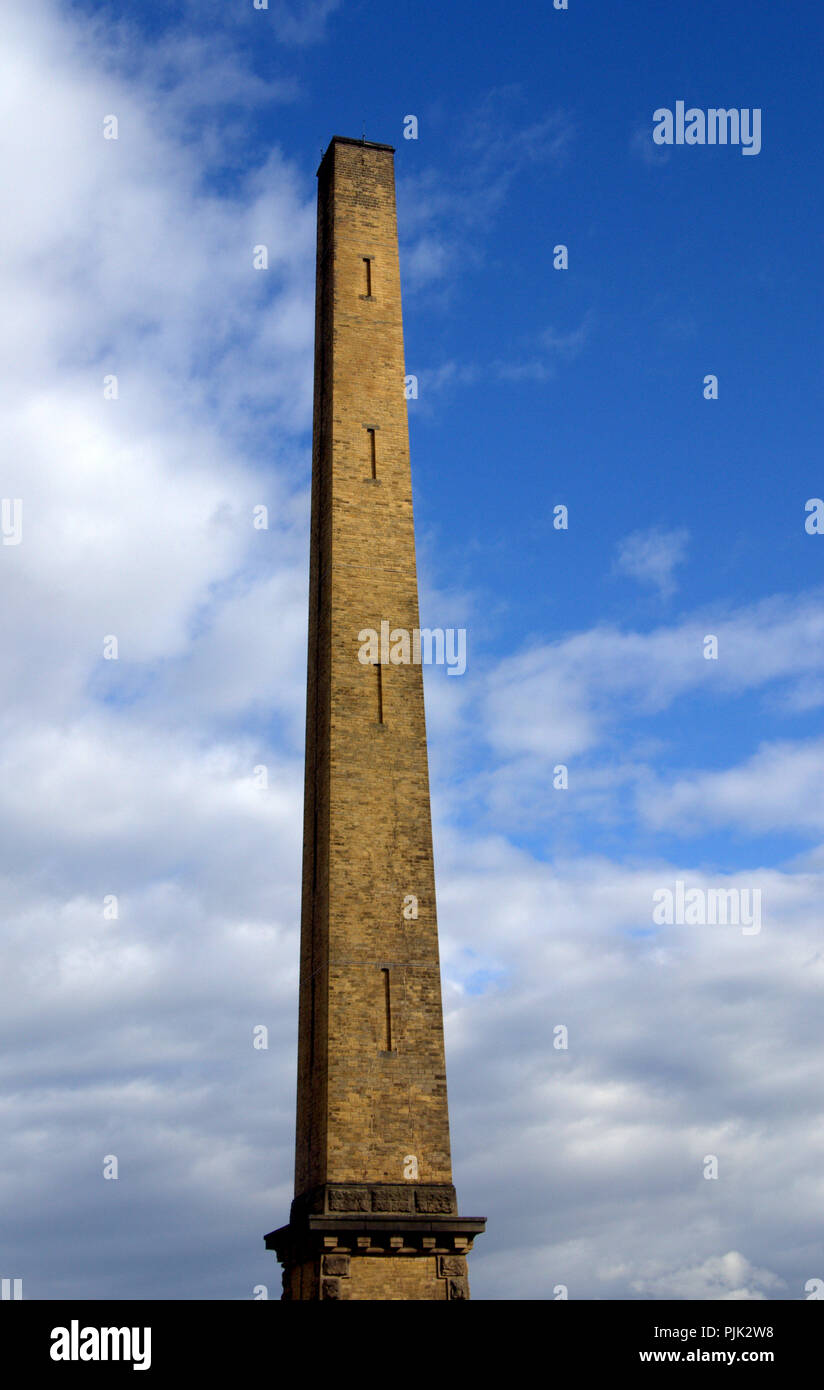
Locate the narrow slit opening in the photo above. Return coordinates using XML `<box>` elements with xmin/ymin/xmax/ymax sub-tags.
<box><xmin>381</xmin><ymin>967</ymin><xmax>392</xmax><ymax>1051</ymax></box>
<box><xmin>367</xmin><ymin>427</ymin><xmax>377</xmax><ymax>479</ymax></box>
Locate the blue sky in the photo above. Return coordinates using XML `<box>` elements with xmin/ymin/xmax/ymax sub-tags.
<box><xmin>1</xmin><ymin>0</ymin><xmax>822</xmax><ymax>1303</ymax></box>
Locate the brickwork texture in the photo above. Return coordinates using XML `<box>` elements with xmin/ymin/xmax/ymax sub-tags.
<box><xmin>268</xmin><ymin>136</ymin><xmax>484</xmax><ymax>1300</ymax></box>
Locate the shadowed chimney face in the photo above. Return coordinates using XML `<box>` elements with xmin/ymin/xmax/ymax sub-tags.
<box><xmin>265</xmin><ymin>136</ymin><xmax>485</xmax><ymax>1302</ymax></box>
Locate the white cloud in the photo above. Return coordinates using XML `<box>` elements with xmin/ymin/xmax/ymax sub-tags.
<box><xmin>631</xmin><ymin>1251</ymin><xmax>781</xmax><ymax>1301</ymax></box>
<box><xmin>434</xmin><ymin>836</ymin><xmax>824</xmax><ymax>1300</ymax></box>
<box><xmin>482</xmin><ymin>592</ymin><xmax>824</xmax><ymax>764</ymax></box>
<box><xmin>0</xmin><ymin>0</ymin><xmax>312</xmax><ymax>1297</ymax></box>
<box><xmin>614</xmin><ymin>525</ymin><xmax>690</xmax><ymax>596</ymax></box>
<box><xmin>639</xmin><ymin>737</ymin><xmax>824</xmax><ymax>836</ymax></box>
<box><xmin>175</xmin><ymin>0</ymin><xmax>343</xmax><ymax>48</ymax></box>
<box><xmin>631</xmin><ymin>123</ymin><xmax>671</xmax><ymax>167</ymax></box>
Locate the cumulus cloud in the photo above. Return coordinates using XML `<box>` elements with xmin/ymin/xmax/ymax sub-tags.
<box><xmin>0</xmin><ymin>0</ymin><xmax>312</xmax><ymax>1299</ymax></box>
<box><xmin>631</xmin><ymin>1252</ymin><xmax>782</xmax><ymax>1301</ymax></box>
<box><xmin>434</xmin><ymin>835</ymin><xmax>824</xmax><ymax>1301</ymax></box>
<box><xmin>639</xmin><ymin>738</ymin><xmax>824</xmax><ymax>837</ymax></box>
